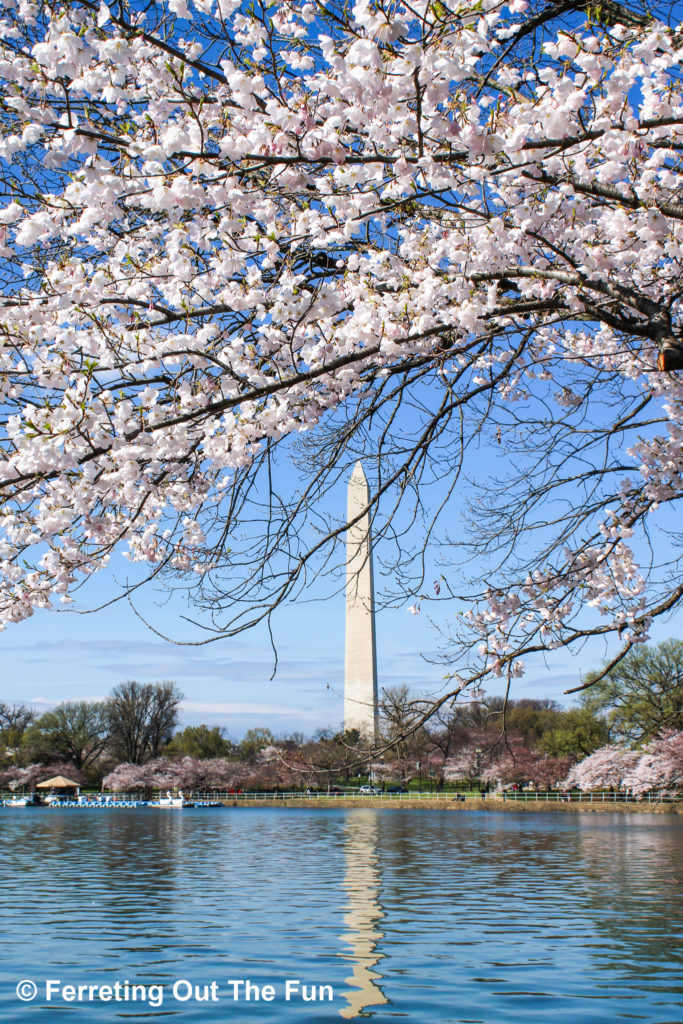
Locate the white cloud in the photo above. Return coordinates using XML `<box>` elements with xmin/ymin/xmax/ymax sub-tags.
<box><xmin>182</xmin><ymin>699</ymin><xmax>320</xmax><ymax>718</ymax></box>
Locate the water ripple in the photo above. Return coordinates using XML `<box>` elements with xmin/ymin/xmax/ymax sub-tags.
<box><xmin>0</xmin><ymin>808</ymin><xmax>680</xmax><ymax>1023</ymax></box>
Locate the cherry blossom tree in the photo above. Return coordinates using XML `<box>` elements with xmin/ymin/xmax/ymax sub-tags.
<box><xmin>443</xmin><ymin>744</ymin><xmax>483</xmax><ymax>786</ymax></box>
<box><xmin>562</xmin><ymin>743</ymin><xmax>641</xmax><ymax>790</ymax></box>
<box><xmin>507</xmin><ymin>753</ymin><xmax>577</xmax><ymax>790</ymax></box>
<box><xmin>3</xmin><ymin>1</ymin><xmax>683</xmax><ymax>715</ymax></box>
<box><xmin>369</xmin><ymin>761</ymin><xmax>404</xmax><ymax>785</ymax></box>
<box><xmin>254</xmin><ymin>744</ymin><xmax>322</xmax><ymax>789</ymax></box>
<box><xmin>172</xmin><ymin>753</ymin><xmax>253</xmax><ymax>789</ymax></box>
<box><xmin>1</xmin><ymin>761</ymin><xmax>83</xmax><ymax>790</ymax></box>
<box><xmin>199</xmin><ymin>756</ymin><xmax>252</xmax><ymax>790</ymax></box>
<box><xmin>0</xmin><ymin>763</ymin><xmax>42</xmax><ymax>791</ymax></box>
<box><xmin>101</xmin><ymin>754</ymin><xmax>300</xmax><ymax>792</ymax></box>
<box><xmin>369</xmin><ymin>754</ymin><xmax>426</xmax><ymax>785</ymax></box>
<box><xmin>519</xmin><ymin>753</ymin><xmax>575</xmax><ymax>789</ymax></box>
<box><xmin>103</xmin><ymin>755</ymin><xmax>244</xmax><ymax>790</ymax></box>
<box><xmin>563</xmin><ymin>731</ymin><xmax>683</xmax><ymax>793</ymax></box>
<box><xmin>443</xmin><ymin>733</ymin><xmax>573</xmax><ymax>788</ymax></box>
<box><xmin>620</xmin><ymin>729</ymin><xmax>683</xmax><ymax>794</ymax></box>
<box><xmin>101</xmin><ymin>760</ymin><xmax>158</xmax><ymax>792</ymax></box>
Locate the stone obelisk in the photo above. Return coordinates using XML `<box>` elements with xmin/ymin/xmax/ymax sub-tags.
<box><xmin>344</xmin><ymin>461</ymin><xmax>378</xmax><ymax>741</ymax></box>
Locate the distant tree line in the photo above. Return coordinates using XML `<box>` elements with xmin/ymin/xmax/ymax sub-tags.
<box><xmin>0</xmin><ymin>678</ymin><xmax>287</xmax><ymax>787</ymax></box>
<box><xmin>369</xmin><ymin>640</ymin><xmax>683</xmax><ymax>789</ymax></box>
<box><xmin>1</xmin><ymin>641</ymin><xmax>682</xmax><ymax>794</ymax></box>
<box><xmin>0</xmin><ymin>680</ymin><xmax>183</xmax><ymax>781</ymax></box>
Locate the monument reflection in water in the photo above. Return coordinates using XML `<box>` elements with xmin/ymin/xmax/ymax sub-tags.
<box><xmin>339</xmin><ymin>813</ymin><xmax>388</xmax><ymax>1018</ymax></box>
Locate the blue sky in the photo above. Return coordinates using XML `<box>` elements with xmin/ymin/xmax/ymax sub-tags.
<box><xmin>3</xmin><ymin>522</ymin><xmax>681</xmax><ymax>739</ymax></box>
<box><xmin>0</xmin><ymin>545</ymin><xmax>446</xmax><ymax>737</ymax></box>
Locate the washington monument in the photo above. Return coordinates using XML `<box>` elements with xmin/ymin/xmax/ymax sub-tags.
<box><xmin>344</xmin><ymin>461</ymin><xmax>379</xmax><ymax>741</ymax></box>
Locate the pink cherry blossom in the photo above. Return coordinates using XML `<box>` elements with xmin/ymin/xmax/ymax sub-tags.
<box><xmin>563</xmin><ymin>744</ymin><xmax>641</xmax><ymax>791</ymax></box>
<box><xmin>620</xmin><ymin>730</ymin><xmax>683</xmax><ymax>795</ymax></box>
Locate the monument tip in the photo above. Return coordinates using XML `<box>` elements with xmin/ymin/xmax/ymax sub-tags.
<box><xmin>350</xmin><ymin>460</ymin><xmax>367</xmax><ymax>482</ymax></box>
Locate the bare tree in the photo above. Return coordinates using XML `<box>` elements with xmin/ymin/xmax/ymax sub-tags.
<box><xmin>0</xmin><ymin>703</ymin><xmax>35</xmax><ymax>735</ymax></box>
<box><xmin>106</xmin><ymin>682</ymin><xmax>183</xmax><ymax>765</ymax></box>
<box><xmin>379</xmin><ymin>686</ymin><xmax>429</xmax><ymax>762</ymax></box>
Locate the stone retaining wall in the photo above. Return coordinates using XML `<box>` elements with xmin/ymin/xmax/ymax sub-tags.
<box><xmin>223</xmin><ymin>797</ymin><xmax>682</xmax><ymax>814</ymax></box>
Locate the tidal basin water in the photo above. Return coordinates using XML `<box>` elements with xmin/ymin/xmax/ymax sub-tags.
<box><xmin>0</xmin><ymin>809</ymin><xmax>681</xmax><ymax>1023</ymax></box>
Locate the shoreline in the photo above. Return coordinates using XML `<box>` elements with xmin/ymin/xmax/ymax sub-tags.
<box><xmin>222</xmin><ymin>797</ymin><xmax>683</xmax><ymax>814</ymax></box>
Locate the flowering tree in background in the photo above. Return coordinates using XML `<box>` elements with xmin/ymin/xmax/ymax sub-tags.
<box><xmin>102</xmin><ymin>755</ymin><xmax>251</xmax><ymax>790</ymax></box>
<box><xmin>101</xmin><ymin>752</ymin><xmax>314</xmax><ymax>791</ymax></box>
<box><xmin>563</xmin><ymin>743</ymin><xmax>641</xmax><ymax>790</ymax></box>
<box><xmin>7</xmin><ymin>730</ymin><xmax>682</xmax><ymax>795</ymax></box>
<box><xmin>369</xmin><ymin>754</ymin><xmax>431</xmax><ymax>786</ymax></box>
<box><xmin>620</xmin><ymin>730</ymin><xmax>683</xmax><ymax>794</ymax></box>
<box><xmin>3</xmin><ymin>1</ymin><xmax>683</xmax><ymax>713</ymax></box>
<box><xmin>101</xmin><ymin>762</ymin><xmax>149</xmax><ymax>792</ymax></box>
<box><xmin>563</xmin><ymin>731</ymin><xmax>683</xmax><ymax>793</ymax></box>
<box><xmin>369</xmin><ymin>761</ymin><xmax>405</xmax><ymax>785</ymax></box>
<box><xmin>0</xmin><ymin>761</ymin><xmax>83</xmax><ymax>790</ymax></box>
<box><xmin>0</xmin><ymin>763</ymin><xmax>39</xmax><ymax>790</ymax></box>
<box><xmin>443</xmin><ymin>744</ymin><xmax>484</xmax><ymax>787</ymax></box>
<box><xmin>481</xmin><ymin>742</ymin><xmax>573</xmax><ymax>788</ymax></box>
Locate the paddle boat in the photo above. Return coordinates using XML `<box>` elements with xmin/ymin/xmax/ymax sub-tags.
<box><xmin>157</xmin><ymin>790</ymin><xmax>193</xmax><ymax>807</ymax></box>
<box><xmin>4</xmin><ymin>792</ymin><xmax>42</xmax><ymax>807</ymax></box>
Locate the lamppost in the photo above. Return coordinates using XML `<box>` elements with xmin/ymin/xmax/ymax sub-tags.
<box><xmin>416</xmin><ymin>761</ymin><xmax>422</xmax><ymax>794</ymax></box>
<box><xmin>475</xmin><ymin>748</ymin><xmax>482</xmax><ymax>793</ymax></box>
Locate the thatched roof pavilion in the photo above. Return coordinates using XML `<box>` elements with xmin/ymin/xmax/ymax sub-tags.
<box><xmin>36</xmin><ymin>775</ymin><xmax>81</xmax><ymax>792</ymax></box>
